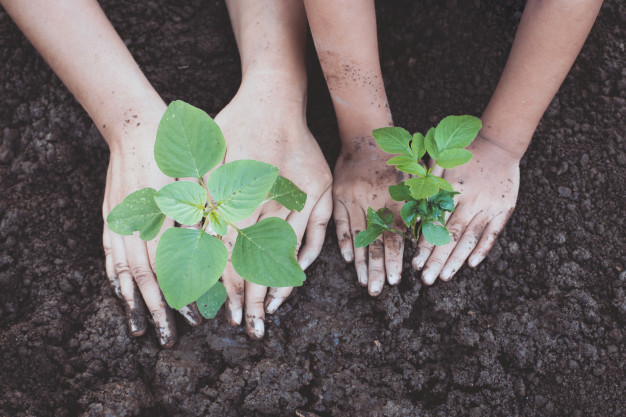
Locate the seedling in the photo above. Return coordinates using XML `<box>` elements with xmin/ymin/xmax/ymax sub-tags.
<box><xmin>355</xmin><ymin>115</ymin><xmax>481</xmax><ymax>248</ymax></box>
<box><xmin>106</xmin><ymin>100</ymin><xmax>307</xmax><ymax>318</ymax></box>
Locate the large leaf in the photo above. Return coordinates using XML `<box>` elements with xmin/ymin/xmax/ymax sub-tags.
<box><xmin>434</xmin><ymin>115</ymin><xmax>481</xmax><ymax>151</ymax></box>
<box><xmin>196</xmin><ymin>281</ymin><xmax>227</xmax><ymax>319</ymax></box>
<box><xmin>107</xmin><ymin>188</ymin><xmax>165</xmax><ymax>241</ymax></box>
<box><xmin>156</xmin><ymin>228</ymin><xmax>228</xmax><ymax>309</ymax></box>
<box><xmin>154</xmin><ymin>181</ymin><xmax>207</xmax><ymax>226</ymax></box>
<box><xmin>388</xmin><ymin>183</ymin><xmax>412</xmax><ymax>201</ymax></box>
<box><xmin>406</xmin><ymin>176</ymin><xmax>440</xmax><ymax>200</ymax></box>
<box><xmin>267</xmin><ymin>175</ymin><xmax>307</xmax><ymax>212</ymax></box>
<box><xmin>424</xmin><ymin>127</ymin><xmax>439</xmax><ymax>160</ymax></box>
<box><xmin>372</xmin><ymin>127</ymin><xmax>413</xmax><ymax>155</ymax></box>
<box><xmin>422</xmin><ymin>221</ymin><xmax>450</xmax><ymax>246</ymax></box>
<box><xmin>436</xmin><ymin>149</ymin><xmax>473</xmax><ymax>169</ymax></box>
<box><xmin>232</xmin><ymin>217</ymin><xmax>305</xmax><ymax>287</ymax></box>
<box><xmin>209</xmin><ymin>160</ymin><xmax>279</xmax><ymax>223</ymax></box>
<box><xmin>154</xmin><ymin>100</ymin><xmax>225</xmax><ymax>179</ymax></box>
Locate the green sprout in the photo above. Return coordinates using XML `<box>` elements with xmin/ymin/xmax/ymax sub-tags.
<box><xmin>106</xmin><ymin>100</ymin><xmax>307</xmax><ymax>318</ymax></box>
<box><xmin>355</xmin><ymin>115</ymin><xmax>482</xmax><ymax>248</ymax></box>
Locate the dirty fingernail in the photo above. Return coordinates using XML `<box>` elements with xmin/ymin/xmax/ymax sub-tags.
<box><xmin>357</xmin><ymin>266</ymin><xmax>368</xmax><ymax>286</ymax></box>
<box><xmin>469</xmin><ymin>255</ymin><xmax>482</xmax><ymax>268</ymax></box>
<box><xmin>251</xmin><ymin>318</ymin><xmax>264</xmax><ymax>339</ymax></box>
<box><xmin>412</xmin><ymin>257</ymin><xmax>425</xmax><ymax>270</ymax></box>
<box><xmin>266</xmin><ymin>298</ymin><xmax>282</xmax><ymax>314</ymax></box>
<box><xmin>179</xmin><ymin>306</ymin><xmax>200</xmax><ymax>326</ymax></box>
<box><xmin>230</xmin><ymin>307</ymin><xmax>242</xmax><ymax>326</ymax></box>
<box><xmin>440</xmin><ymin>267</ymin><xmax>452</xmax><ymax>281</ymax></box>
<box><xmin>158</xmin><ymin>326</ymin><xmax>175</xmax><ymax>348</ymax></box>
<box><xmin>388</xmin><ymin>273</ymin><xmax>400</xmax><ymax>286</ymax></box>
<box><xmin>422</xmin><ymin>269</ymin><xmax>436</xmax><ymax>285</ymax></box>
<box><xmin>370</xmin><ymin>281</ymin><xmax>382</xmax><ymax>295</ymax></box>
<box><xmin>342</xmin><ymin>248</ymin><xmax>354</xmax><ymax>262</ymax></box>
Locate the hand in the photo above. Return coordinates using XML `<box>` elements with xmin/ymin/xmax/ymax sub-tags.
<box><xmin>209</xmin><ymin>74</ymin><xmax>333</xmax><ymax>339</ymax></box>
<box><xmin>412</xmin><ymin>134</ymin><xmax>520</xmax><ymax>284</ymax></box>
<box><xmin>333</xmin><ymin>138</ymin><xmax>407</xmax><ymax>296</ymax></box>
<box><xmin>102</xmin><ymin>123</ymin><xmax>202</xmax><ymax>348</ymax></box>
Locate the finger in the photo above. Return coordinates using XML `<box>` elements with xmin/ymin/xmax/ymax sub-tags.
<box><xmin>440</xmin><ymin>213</ymin><xmax>488</xmax><ymax>280</ymax></box>
<box><xmin>383</xmin><ymin>229</ymin><xmax>404</xmax><ymax>286</ymax></box>
<box><xmin>368</xmin><ymin>237</ymin><xmax>385</xmax><ymax>296</ymax></box>
<box><xmin>292</xmin><ymin>187</ymin><xmax>333</xmax><ymax>271</ymax></box>
<box><xmin>125</xmin><ymin>235</ymin><xmax>177</xmax><ymax>347</ymax></box>
<box><xmin>244</xmin><ymin>281</ymin><xmax>267</xmax><ymax>340</ymax></box>
<box><xmin>468</xmin><ymin>210</ymin><xmax>511</xmax><ymax>268</ymax></box>
<box><xmin>412</xmin><ymin>235</ymin><xmax>435</xmax><ymax>272</ymax></box>
<box><xmin>421</xmin><ymin>209</ymin><xmax>469</xmax><ymax>285</ymax></box>
<box><xmin>265</xmin><ymin>286</ymin><xmax>293</xmax><ymax>314</ymax></box>
<box><xmin>178</xmin><ymin>303</ymin><xmax>202</xmax><ymax>327</ymax></box>
<box><xmin>333</xmin><ymin>200</ymin><xmax>354</xmax><ymax>262</ymax></box>
<box><xmin>111</xmin><ymin>232</ymin><xmax>148</xmax><ymax>337</ymax></box>
<box><xmin>349</xmin><ymin>205</ymin><xmax>368</xmax><ymax>286</ymax></box>
<box><xmin>103</xmin><ymin>226</ymin><xmax>122</xmax><ymax>299</ymax></box>
<box><xmin>218</xmin><ymin>223</ymin><xmax>246</xmax><ymax>326</ymax></box>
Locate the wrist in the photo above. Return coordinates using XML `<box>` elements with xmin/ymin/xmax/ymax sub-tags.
<box><xmin>237</xmin><ymin>69</ymin><xmax>307</xmax><ymax>116</ymax></box>
<box><xmin>472</xmin><ymin>131</ymin><xmax>524</xmax><ymax>165</ymax></box>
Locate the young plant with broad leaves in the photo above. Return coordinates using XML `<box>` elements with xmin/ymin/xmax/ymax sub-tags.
<box><xmin>355</xmin><ymin>115</ymin><xmax>482</xmax><ymax>248</ymax></box>
<box><xmin>106</xmin><ymin>100</ymin><xmax>307</xmax><ymax>319</ymax></box>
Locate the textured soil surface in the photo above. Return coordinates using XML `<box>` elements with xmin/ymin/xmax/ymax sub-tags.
<box><xmin>1</xmin><ymin>1</ymin><xmax>625</xmax><ymax>416</ymax></box>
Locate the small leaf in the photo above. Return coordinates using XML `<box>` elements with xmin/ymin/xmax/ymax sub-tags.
<box><xmin>424</xmin><ymin>127</ymin><xmax>439</xmax><ymax>160</ymax></box>
<box><xmin>374</xmin><ymin>207</ymin><xmax>394</xmax><ymax>226</ymax></box>
<box><xmin>154</xmin><ymin>100</ymin><xmax>225</xmax><ymax>179</ymax></box>
<box><xmin>156</xmin><ymin>228</ymin><xmax>228</xmax><ymax>309</ymax></box>
<box><xmin>406</xmin><ymin>177</ymin><xmax>440</xmax><ymax>199</ymax></box>
<box><xmin>267</xmin><ymin>175</ymin><xmax>307</xmax><ymax>212</ymax></box>
<box><xmin>207</xmin><ymin>211</ymin><xmax>228</xmax><ymax>236</ymax></box>
<box><xmin>422</xmin><ymin>221</ymin><xmax>450</xmax><ymax>246</ymax></box>
<box><xmin>416</xmin><ymin>199</ymin><xmax>428</xmax><ymax>216</ymax></box>
<box><xmin>232</xmin><ymin>218</ymin><xmax>305</xmax><ymax>287</ymax></box>
<box><xmin>354</xmin><ymin>226</ymin><xmax>385</xmax><ymax>248</ymax></box>
<box><xmin>387</xmin><ymin>155</ymin><xmax>415</xmax><ymax>166</ymax></box>
<box><xmin>430</xmin><ymin>190</ymin><xmax>457</xmax><ymax>212</ymax></box>
<box><xmin>372</xmin><ymin>127</ymin><xmax>413</xmax><ymax>156</ymax></box>
<box><xmin>196</xmin><ymin>281</ymin><xmax>227</xmax><ymax>319</ymax></box>
<box><xmin>154</xmin><ymin>181</ymin><xmax>207</xmax><ymax>226</ymax></box>
<box><xmin>209</xmin><ymin>160</ymin><xmax>279</xmax><ymax>223</ymax></box>
<box><xmin>107</xmin><ymin>188</ymin><xmax>165</xmax><ymax>241</ymax></box>
<box><xmin>388</xmin><ymin>183</ymin><xmax>412</xmax><ymax>201</ymax></box>
<box><xmin>397</xmin><ymin>162</ymin><xmax>427</xmax><ymax>177</ymax></box>
<box><xmin>436</xmin><ymin>149</ymin><xmax>473</xmax><ymax>169</ymax></box>
<box><xmin>400</xmin><ymin>200</ymin><xmax>419</xmax><ymax>228</ymax></box>
<box><xmin>434</xmin><ymin>115</ymin><xmax>481</xmax><ymax>151</ymax></box>
<box><xmin>431</xmin><ymin>176</ymin><xmax>454</xmax><ymax>192</ymax></box>
<box><xmin>411</xmin><ymin>132</ymin><xmax>427</xmax><ymax>160</ymax></box>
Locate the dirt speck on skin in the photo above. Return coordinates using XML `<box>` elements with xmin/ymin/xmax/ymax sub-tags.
<box><xmin>1</xmin><ymin>0</ymin><xmax>625</xmax><ymax>416</ymax></box>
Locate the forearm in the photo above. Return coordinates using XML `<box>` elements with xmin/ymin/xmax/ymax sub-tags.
<box><xmin>303</xmin><ymin>0</ymin><xmax>392</xmax><ymax>144</ymax></box>
<box><xmin>1</xmin><ymin>0</ymin><xmax>165</xmax><ymax>149</ymax></box>
<box><xmin>480</xmin><ymin>0</ymin><xmax>603</xmax><ymax>159</ymax></box>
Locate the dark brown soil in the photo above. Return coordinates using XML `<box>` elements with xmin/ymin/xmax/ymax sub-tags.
<box><xmin>1</xmin><ymin>1</ymin><xmax>625</xmax><ymax>416</ymax></box>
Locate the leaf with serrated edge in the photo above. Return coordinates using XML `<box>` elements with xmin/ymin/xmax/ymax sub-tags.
<box><xmin>424</xmin><ymin>127</ymin><xmax>439</xmax><ymax>160</ymax></box>
<box><xmin>156</xmin><ymin>228</ymin><xmax>228</xmax><ymax>309</ymax></box>
<box><xmin>209</xmin><ymin>160</ymin><xmax>279</xmax><ymax>223</ymax></box>
<box><xmin>388</xmin><ymin>183</ymin><xmax>412</xmax><ymax>201</ymax></box>
<box><xmin>196</xmin><ymin>281</ymin><xmax>227</xmax><ymax>319</ymax></box>
<box><xmin>154</xmin><ymin>181</ymin><xmax>207</xmax><ymax>226</ymax></box>
<box><xmin>355</xmin><ymin>226</ymin><xmax>385</xmax><ymax>248</ymax></box>
<box><xmin>267</xmin><ymin>175</ymin><xmax>307</xmax><ymax>212</ymax></box>
<box><xmin>372</xmin><ymin>127</ymin><xmax>413</xmax><ymax>156</ymax></box>
<box><xmin>434</xmin><ymin>115</ymin><xmax>481</xmax><ymax>151</ymax></box>
<box><xmin>154</xmin><ymin>100</ymin><xmax>225</xmax><ymax>179</ymax></box>
<box><xmin>436</xmin><ymin>149</ymin><xmax>473</xmax><ymax>169</ymax></box>
<box><xmin>107</xmin><ymin>188</ymin><xmax>165</xmax><ymax>241</ymax></box>
<box><xmin>406</xmin><ymin>177</ymin><xmax>439</xmax><ymax>200</ymax></box>
<box><xmin>422</xmin><ymin>221</ymin><xmax>450</xmax><ymax>246</ymax></box>
<box><xmin>232</xmin><ymin>218</ymin><xmax>305</xmax><ymax>287</ymax></box>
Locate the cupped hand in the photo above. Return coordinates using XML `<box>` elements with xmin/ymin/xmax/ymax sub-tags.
<box><xmin>102</xmin><ymin>128</ymin><xmax>202</xmax><ymax>348</ymax></box>
<box><xmin>333</xmin><ymin>138</ymin><xmax>407</xmax><ymax>296</ymax></box>
<box><xmin>208</xmin><ymin>80</ymin><xmax>333</xmax><ymax>339</ymax></box>
<box><xmin>412</xmin><ymin>134</ymin><xmax>520</xmax><ymax>285</ymax></box>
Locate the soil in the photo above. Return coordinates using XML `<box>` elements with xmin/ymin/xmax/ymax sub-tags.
<box><xmin>1</xmin><ymin>0</ymin><xmax>624</xmax><ymax>416</ymax></box>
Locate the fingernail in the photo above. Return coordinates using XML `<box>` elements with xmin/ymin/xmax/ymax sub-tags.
<box><xmin>370</xmin><ymin>281</ymin><xmax>382</xmax><ymax>296</ymax></box>
<box><xmin>231</xmin><ymin>307</ymin><xmax>242</xmax><ymax>325</ymax></box>
<box><xmin>469</xmin><ymin>255</ymin><xmax>482</xmax><ymax>268</ymax></box>
<box><xmin>128</xmin><ymin>311</ymin><xmax>146</xmax><ymax>336</ymax></box>
<box><xmin>299</xmin><ymin>256</ymin><xmax>313</xmax><ymax>271</ymax></box>
<box><xmin>412</xmin><ymin>257</ymin><xmax>425</xmax><ymax>270</ymax></box>
<box><xmin>440</xmin><ymin>267</ymin><xmax>452</xmax><ymax>281</ymax></box>
<box><xmin>266</xmin><ymin>298</ymin><xmax>281</xmax><ymax>314</ymax></box>
<box><xmin>357</xmin><ymin>265</ymin><xmax>368</xmax><ymax>286</ymax></box>
<box><xmin>422</xmin><ymin>269</ymin><xmax>436</xmax><ymax>285</ymax></box>
<box><xmin>158</xmin><ymin>326</ymin><xmax>175</xmax><ymax>348</ymax></box>
<box><xmin>179</xmin><ymin>306</ymin><xmax>200</xmax><ymax>326</ymax></box>
<box><xmin>342</xmin><ymin>248</ymin><xmax>354</xmax><ymax>262</ymax></box>
<box><xmin>251</xmin><ymin>318</ymin><xmax>264</xmax><ymax>339</ymax></box>
<box><xmin>388</xmin><ymin>273</ymin><xmax>400</xmax><ymax>286</ymax></box>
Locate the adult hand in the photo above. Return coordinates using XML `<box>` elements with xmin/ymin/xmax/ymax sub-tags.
<box><xmin>412</xmin><ymin>134</ymin><xmax>520</xmax><ymax>284</ymax></box>
<box><xmin>102</xmin><ymin>134</ymin><xmax>202</xmax><ymax>348</ymax></box>
<box><xmin>333</xmin><ymin>138</ymin><xmax>407</xmax><ymax>296</ymax></box>
<box><xmin>208</xmin><ymin>74</ymin><xmax>333</xmax><ymax>339</ymax></box>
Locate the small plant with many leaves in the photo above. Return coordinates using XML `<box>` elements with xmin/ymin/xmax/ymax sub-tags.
<box><xmin>355</xmin><ymin>115</ymin><xmax>482</xmax><ymax>248</ymax></box>
<box><xmin>107</xmin><ymin>100</ymin><xmax>307</xmax><ymax>319</ymax></box>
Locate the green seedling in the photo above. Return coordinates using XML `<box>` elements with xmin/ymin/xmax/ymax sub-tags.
<box><xmin>106</xmin><ymin>100</ymin><xmax>307</xmax><ymax>318</ymax></box>
<box><xmin>355</xmin><ymin>115</ymin><xmax>481</xmax><ymax>248</ymax></box>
